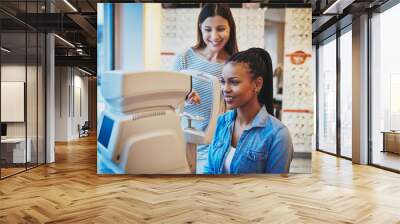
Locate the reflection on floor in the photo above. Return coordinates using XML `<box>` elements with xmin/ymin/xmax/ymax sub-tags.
<box><xmin>0</xmin><ymin>163</ymin><xmax>41</xmax><ymax>178</ymax></box>
<box><xmin>0</xmin><ymin>167</ymin><xmax>25</xmax><ymax>178</ymax></box>
<box><xmin>372</xmin><ymin>150</ymin><xmax>400</xmax><ymax>171</ymax></box>
<box><xmin>290</xmin><ymin>157</ymin><xmax>311</xmax><ymax>173</ymax></box>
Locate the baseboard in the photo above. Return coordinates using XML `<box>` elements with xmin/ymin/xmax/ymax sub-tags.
<box><xmin>293</xmin><ymin>151</ymin><xmax>312</xmax><ymax>159</ymax></box>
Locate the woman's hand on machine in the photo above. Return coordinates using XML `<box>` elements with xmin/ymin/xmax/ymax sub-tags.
<box><xmin>186</xmin><ymin>91</ymin><xmax>201</xmax><ymax>105</ymax></box>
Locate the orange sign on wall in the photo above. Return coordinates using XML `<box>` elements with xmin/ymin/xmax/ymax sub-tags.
<box><xmin>286</xmin><ymin>50</ymin><xmax>311</xmax><ymax>65</ymax></box>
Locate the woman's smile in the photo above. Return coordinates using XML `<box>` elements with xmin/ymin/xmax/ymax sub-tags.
<box><xmin>209</xmin><ymin>40</ymin><xmax>223</xmax><ymax>47</ymax></box>
<box><xmin>224</xmin><ymin>95</ymin><xmax>235</xmax><ymax>104</ymax></box>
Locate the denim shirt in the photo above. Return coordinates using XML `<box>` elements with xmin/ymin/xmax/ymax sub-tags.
<box><xmin>204</xmin><ymin>106</ymin><xmax>293</xmax><ymax>174</ymax></box>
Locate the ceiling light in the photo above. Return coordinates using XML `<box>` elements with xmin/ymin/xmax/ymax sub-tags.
<box><xmin>1</xmin><ymin>47</ymin><xmax>11</xmax><ymax>53</ymax></box>
<box><xmin>78</xmin><ymin>67</ymin><xmax>92</xmax><ymax>76</ymax></box>
<box><xmin>63</xmin><ymin>0</ymin><xmax>78</xmax><ymax>12</ymax></box>
<box><xmin>54</xmin><ymin>34</ymin><xmax>75</xmax><ymax>48</ymax></box>
<box><xmin>323</xmin><ymin>0</ymin><xmax>355</xmax><ymax>15</ymax></box>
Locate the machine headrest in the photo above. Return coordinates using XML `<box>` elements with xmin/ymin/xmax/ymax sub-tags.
<box><xmin>101</xmin><ymin>70</ymin><xmax>191</xmax><ymax>113</ymax></box>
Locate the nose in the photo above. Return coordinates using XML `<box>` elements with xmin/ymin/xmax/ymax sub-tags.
<box><xmin>221</xmin><ymin>83</ymin><xmax>231</xmax><ymax>95</ymax></box>
<box><xmin>211</xmin><ymin>30</ymin><xmax>220</xmax><ymax>41</ymax></box>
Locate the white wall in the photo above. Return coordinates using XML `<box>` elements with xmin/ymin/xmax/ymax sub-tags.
<box><xmin>264</xmin><ymin>21</ymin><xmax>284</xmax><ymax>70</ymax></box>
<box><xmin>144</xmin><ymin>4</ymin><xmax>161</xmax><ymax>69</ymax></box>
<box><xmin>55</xmin><ymin>67</ymin><xmax>68</xmax><ymax>141</ymax></box>
<box><xmin>55</xmin><ymin>67</ymin><xmax>89</xmax><ymax>141</ymax></box>
<box><xmin>72</xmin><ymin>73</ymin><xmax>89</xmax><ymax>138</ymax></box>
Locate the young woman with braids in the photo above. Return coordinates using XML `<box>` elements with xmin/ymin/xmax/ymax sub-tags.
<box><xmin>204</xmin><ymin>48</ymin><xmax>293</xmax><ymax>174</ymax></box>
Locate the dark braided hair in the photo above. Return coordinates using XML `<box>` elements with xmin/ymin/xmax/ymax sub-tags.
<box><xmin>226</xmin><ymin>48</ymin><xmax>274</xmax><ymax>114</ymax></box>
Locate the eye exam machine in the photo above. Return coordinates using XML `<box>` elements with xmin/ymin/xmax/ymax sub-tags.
<box><xmin>97</xmin><ymin>70</ymin><xmax>222</xmax><ymax>174</ymax></box>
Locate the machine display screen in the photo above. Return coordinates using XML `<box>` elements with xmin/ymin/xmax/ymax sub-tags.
<box><xmin>98</xmin><ymin>115</ymin><xmax>114</xmax><ymax>148</ymax></box>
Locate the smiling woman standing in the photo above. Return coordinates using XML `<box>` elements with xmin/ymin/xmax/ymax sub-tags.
<box><xmin>173</xmin><ymin>4</ymin><xmax>238</xmax><ymax>173</ymax></box>
<box><xmin>173</xmin><ymin>3</ymin><xmax>238</xmax><ymax>104</ymax></box>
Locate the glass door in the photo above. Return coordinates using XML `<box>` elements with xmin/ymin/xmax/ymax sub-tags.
<box><xmin>370</xmin><ymin>3</ymin><xmax>400</xmax><ymax>171</ymax></box>
<box><xmin>0</xmin><ymin>0</ymin><xmax>47</xmax><ymax>179</ymax></box>
<box><xmin>339</xmin><ymin>28</ymin><xmax>352</xmax><ymax>158</ymax></box>
<box><xmin>1</xmin><ymin>30</ymin><xmax>28</xmax><ymax>178</ymax></box>
<box><xmin>317</xmin><ymin>36</ymin><xmax>337</xmax><ymax>155</ymax></box>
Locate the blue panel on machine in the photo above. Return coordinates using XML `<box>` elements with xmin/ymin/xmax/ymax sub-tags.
<box><xmin>98</xmin><ymin>115</ymin><xmax>114</xmax><ymax>148</ymax></box>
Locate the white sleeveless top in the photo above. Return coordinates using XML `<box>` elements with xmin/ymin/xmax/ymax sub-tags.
<box><xmin>223</xmin><ymin>145</ymin><xmax>237</xmax><ymax>174</ymax></box>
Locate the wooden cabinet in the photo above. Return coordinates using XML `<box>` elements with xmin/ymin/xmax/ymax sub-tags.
<box><xmin>382</xmin><ymin>131</ymin><xmax>400</xmax><ymax>154</ymax></box>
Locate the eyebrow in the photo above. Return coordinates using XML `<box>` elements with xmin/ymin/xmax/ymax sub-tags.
<box><xmin>221</xmin><ymin>77</ymin><xmax>240</xmax><ymax>82</ymax></box>
<box><xmin>204</xmin><ymin>25</ymin><xmax>227</xmax><ymax>28</ymax></box>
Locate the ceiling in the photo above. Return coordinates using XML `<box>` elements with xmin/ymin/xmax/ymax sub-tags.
<box><xmin>0</xmin><ymin>0</ymin><xmax>98</xmax><ymax>74</ymax></box>
<box><xmin>311</xmin><ymin>0</ymin><xmax>390</xmax><ymax>44</ymax></box>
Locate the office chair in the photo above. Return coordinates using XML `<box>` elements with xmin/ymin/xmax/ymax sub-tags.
<box><xmin>79</xmin><ymin>121</ymin><xmax>90</xmax><ymax>138</ymax></box>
